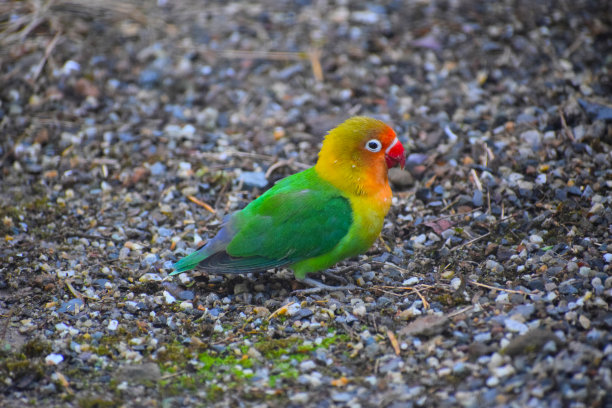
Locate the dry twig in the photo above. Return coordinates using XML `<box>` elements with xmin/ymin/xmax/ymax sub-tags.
<box><xmin>31</xmin><ymin>30</ymin><xmax>62</xmax><ymax>81</ymax></box>
<box><xmin>187</xmin><ymin>195</ymin><xmax>216</xmax><ymax>214</ymax></box>
<box><xmin>558</xmin><ymin>106</ymin><xmax>575</xmax><ymax>142</ymax></box>
<box><xmin>387</xmin><ymin>330</ymin><xmax>401</xmax><ymax>355</ymax></box>
<box><xmin>267</xmin><ymin>302</ymin><xmax>295</xmax><ymax>320</ymax></box>
<box><xmin>376</xmin><ymin>285</ymin><xmax>431</xmax><ymax>309</ymax></box>
<box><xmin>452</xmin><ymin>232</ymin><xmax>491</xmax><ymax>251</ymax></box>
<box><xmin>468</xmin><ymin>280</ymin><xmax>527</xmax><ymax>295</ymax></box>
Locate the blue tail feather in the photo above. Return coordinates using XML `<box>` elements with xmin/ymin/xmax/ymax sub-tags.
<box><xmin>171</xmin><ymin>216</ymin><xmax>237</xmax><ymax>276</ymax></box>
<box><xmin>171</xmin><ymin>248</ymin><xmax>209</xmax><ymax>275</ymax></box>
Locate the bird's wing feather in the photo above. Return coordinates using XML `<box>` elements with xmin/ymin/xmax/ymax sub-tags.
<box><xmin>173</xmin><ymin>169</ymin><xmax>353</xmax><ymax>275</ymax></box>
<box><xmin>229</xmin><ymin>188</ymin><xmax>352</xmax><ymax>258</ymax></box>
<box><xmin>187</xmin><ymin>251</ymin><xmax>294</xmax><ymax>274</ymax></box>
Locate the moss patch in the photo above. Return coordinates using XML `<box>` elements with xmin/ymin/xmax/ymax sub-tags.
<box><xmin>158</xmin><ymin>332</ymin><xmax>350</xmax><ymax>402</ymax></box>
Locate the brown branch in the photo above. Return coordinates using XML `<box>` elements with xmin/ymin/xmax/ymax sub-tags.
<box><xmin>32</xmin><ymin>31</ymin><xmax>62</xmax><ymax>82</ymax></box>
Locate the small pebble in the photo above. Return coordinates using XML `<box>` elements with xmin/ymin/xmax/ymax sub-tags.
<box><xmin>486</xmin><ymin>376</ymin><xmax>499</xmax><ymax>387</ymax></box>
<box><xmin>45</xmin><ymin>353</ymin><xmax>64</xmax><ymax>365</ymax></box>
<box><xmin>504</xmin><ymin>318</ymin><xmax>529</xmax><ymax>334</ymax></box>
<box><xmin>179</xmin><ymin>301</ymin><xmax>193</xmax><ymax>310</ymax></box>
<box><xmin>162</xmin><ymin>291</ymin><xmax>177</xmax><ymax>304</ymax></box>
<box><xmin>450</xmin><ymin>277</ymin><xmax>462</xmax><ymax>291</ymax></box>
<box><xmin>299</xmin><ymin>360</ymin><xmax>316</xmax><ymax>371</ymax></box>
<box><xmin>529</xmin><ymin>235</ymin><xmax>544</xmax><ymax>244</ymax></box>
<box><xmin>239</xmin><ymin>171</ymin><xmax>268</xmax><ymax>188</ymax></box>
<box><xmin>492</xmin><ymin>364</ymin><xmax>515</xmax><ymax>378</ymax></box>
<box><xmin>578</xmin><ymin>315</ymin><xmax>591</xmax><ymax>330</ymax></box>
<box><xmin>107</xmin><ymin>320</ymin><xmax>119</xmax><ymax>331</ymax></box>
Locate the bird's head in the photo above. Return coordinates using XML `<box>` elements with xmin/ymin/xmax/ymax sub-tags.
<box><xmin>315</xmin><ymin>116</ymin><xmax>406</xmax><ymax>194</ymax></box>
<box><xmin>317</xmin><ymin>116</ymin><xmax>405</xmax><ymax>168</ymax></box>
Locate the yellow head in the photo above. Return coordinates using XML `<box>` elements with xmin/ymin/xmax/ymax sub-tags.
<box><xmin>314</xmin><ymin>116</ymin><xmax>405</xmax><ymax>196</ymax></box>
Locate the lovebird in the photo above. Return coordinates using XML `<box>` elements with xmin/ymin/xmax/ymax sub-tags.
<box><xmin>171</xmin><ymin>116</ymin><xmax>406</xmax><ymax>291</ymax></box>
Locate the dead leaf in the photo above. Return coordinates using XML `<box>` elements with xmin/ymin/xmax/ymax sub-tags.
<box><xmin>424</xmin><ymin>219</ymin><xmax>454</xmax><ymax>235</ymax></box>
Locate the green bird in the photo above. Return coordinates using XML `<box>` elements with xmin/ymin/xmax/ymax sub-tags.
<box><xmin>171</xmin><ymin>116</ymin><xmax>405</xmax><ymax>291</ymax></box>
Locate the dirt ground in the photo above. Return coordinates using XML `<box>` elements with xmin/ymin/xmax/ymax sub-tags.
<box><xmin>1</xmin><ymin>0</ymin><xmax>611</xmax><ymax>407</ymax></box>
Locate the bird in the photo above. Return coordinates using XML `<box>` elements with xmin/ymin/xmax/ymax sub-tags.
<box><xmin>171</xmin><ymin>116</ymin><xmax>406</xmax><ymax>292</ymax></box>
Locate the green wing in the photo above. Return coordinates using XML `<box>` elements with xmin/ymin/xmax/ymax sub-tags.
<box><xmin>172</xmin><ymin>169</ymin><xmax>353</xmax><ymax>275</ymax></box>
<box><xmin>196</xmin><ymin>169</ymin><xmax>352</xmax><ymax>274</ymax></box>
<box><xmin>228</xmin><ymin>189</ymin><xmax>352</xmax><ymax>259</ymax></box>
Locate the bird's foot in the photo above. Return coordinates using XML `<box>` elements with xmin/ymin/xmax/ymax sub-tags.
<box><xmin>321</xmin><ymin>270</ymin><xmax>349</xmax><ymax>285</ymax></box>
<box><xmin>292</xmin><ymin>277</ymin><xmax>356</xmax><ymax>295</ymax></box>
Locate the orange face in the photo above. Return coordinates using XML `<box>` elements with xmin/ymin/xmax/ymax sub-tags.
<box><xmin>355</xmin><ymin>123</ymin><xmax>405</xmax><ymax>170</ymax></box>
<box><xmin>315</xmin><ymin>116</ymin><xmax>406</xmax><ymax>197</ymax></box>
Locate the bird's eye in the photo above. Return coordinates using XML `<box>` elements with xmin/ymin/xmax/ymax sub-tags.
<box><xmin>365</xmin><ymin>139</ymin><xmax>382</xmax><ymax>152</ymax></box>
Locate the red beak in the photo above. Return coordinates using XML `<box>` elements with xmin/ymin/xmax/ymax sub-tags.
<box><xmin>385</xmin><ymin>138</ymin><xmax>406</xmax><ymax>169</ymax></box>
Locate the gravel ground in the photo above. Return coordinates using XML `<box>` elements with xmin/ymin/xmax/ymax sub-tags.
<box><xmin>1</xmin><ymin>0</ymin><xmax>611</xmax><ymax>407</ymax></box>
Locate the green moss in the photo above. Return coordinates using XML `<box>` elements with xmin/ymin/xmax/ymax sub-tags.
<box><xmin>0</xmin><ymin>205</ymin><xmax>22</xmax><ymax>219</ymax></box>
<box><xmin>22</xmin><ymin>338</ymin><xmax>52</xmax><ymax>358</ymax></box>
<box><xmin>254</xmin><ymin>337</ymin><xmax>300</xmax><ymax>358</ymax></box>
<box><xmin>1</xmin><ymin>357</ymin><xmax>45</xmax><ymax>383</ymax></box>
<box><xmin>158</xmin><ymin>330</ymin><xmax>350</xmax><ymax>402</ymax></box>
<box><xmin>157</xmin><ymin>343</ymin><xmax>195</xmax><ymax>364</ymax></box>
<box><xmin>207</xmin><ymin>384</ymin><xmax>224</xmax><ymax>401</ymax></box>
<box><xmin>434</xmin><ymin>293</ymin><xmax>469</xmax><ymax>307</ymax></box>
<box><xmin>268</xmin><ymin>362</ymin><xmax>299</xmax><ymax>387</ymax></box>
<box><xmin>26</xmin><ymin>196</ymin><xmax>49</xmax><ymax>211</ymax></box>
<box><xmin>77</xmin><ymin>397</ymin><xmax>116</xmax><ymax>408</ymax></box>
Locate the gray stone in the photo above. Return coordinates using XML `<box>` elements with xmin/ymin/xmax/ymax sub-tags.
<box><xmin>115</xmin><ymin>363</ymin><xmax>161</xmax><ymax>384</ymax></box>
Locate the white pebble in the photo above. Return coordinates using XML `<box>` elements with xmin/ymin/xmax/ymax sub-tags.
<box><xmin>535</xmin><ymin>174</ymin><xmax>547</xmax><ymax>185</ymax></box>
<box><xmin>495</xmin><ymin>292</ymin><xmax>510</xmax><ymax>304</ymax></box>
<box><xmin>108</xmin><ymin>320</ymin><xmax>119</xmax><ymax>331</ymax></box>
<box><xmin>180</xmin><ymin>301</ymin><xmax>193</xmax><ymax>310</ymax></box>
<box><xmin>45</xmin><ymin>353</ymin><xmax>64</xmax><ymax>365</ymax></box>
<box><xmin>178</xmin><ymin>274</ymin><xmax>192</xmax><ymax>284</ymax></box>
<box><xmin>57</xmin><ymin>270</ymin><xmax>75</xmax><ymax>278</ymax></box>
<box><xmin>299</xmin><ymin>360</ymin><xmax>316</xmax><ymax>371</ymax></box>
<box><xmin>529</xmin><ymin>234</ymin><xmax>543</xmax><ymax>244</ymax></box>
<box><xmin>488</xmin><ymin>352</ymin><xmax>504</xmax><ymax>368</ymax></box>
<box><xmin>403</xmin><ymin>277</ymin><xmax>419</xmax><ymax>286</ymax></box>
<box><xmin>352</xmin><ymin>304</ymin><xmax>366</xmax><ymax>317</ymax></box>
<box><xmin>413</xmin><ymin>234</ymin><xmax>427</xmax><ymax>244</ymax></box>
<box><xmin>143</xmin><ymin>253</ymin><xmax>158</xmax><ymax>266</ymax></box>
<box><xmin>450</xmin><ymin>277</ymin><xmax>462</xmax><ymax>291</ymax></box>
<box><xmin>492</xmin><ymin>364</ymin><xmax>516</xmax><ymax>378</ymax></box>
<box><xmin>504</xmin><ymin>318</ymin><xmax>528</xmax><ymax>334</ymax></box>
<box><xmin>163</xmin><ymin>291</ymin><xmax>176</xmax><ymax>304</ymax></box>
<box><xmin>486</xmin><ymin>376</ymin><xmax>499</xmax><ymax>387</ymax></box>
<box><xmin>291</xmin><ymin>392</ymin><xmax>309</xmax><ymax>404</ymax></box>
<box><xmin>286</xmin><ymin>303</ymin><xmax>302</xmax><ymax>316</ymax></box>
<box><xmin>59</xmin><ymin>60</ymin><xmax>80</xmax><ymax>76</ymax></box>
<box><xmin>139</xmin><ymin>273</ymin><xmax>162</xmax><ymax>282</ymax></box>
<box><xmin>181</xmin><ymin>124</ymin><xmax>196</xmax><ymax>137</ymax></box>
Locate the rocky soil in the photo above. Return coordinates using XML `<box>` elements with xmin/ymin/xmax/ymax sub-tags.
<box><xmin>1</xmin><ymin>0</ymin><xmax>611</xmax><ymax>407</ymax></box>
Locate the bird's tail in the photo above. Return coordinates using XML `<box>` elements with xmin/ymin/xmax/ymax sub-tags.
<box><xmin>171</xmin><ymin>219</ymin><xmax>236</xmax><ymax>276</ymax></box>
<box><xmin>171</xmin><ymin>248</ymin><xmax>209</xmax><ymax>275</ymax></box>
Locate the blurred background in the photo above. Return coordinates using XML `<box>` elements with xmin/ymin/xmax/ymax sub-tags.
<box><xmin>1</xmin><ymin>1</ymin><xmax>611</xmax><ymax>406</ymax></box>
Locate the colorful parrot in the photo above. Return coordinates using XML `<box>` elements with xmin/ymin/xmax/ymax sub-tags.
<box><xmin>171</xmin><ymin>116</ymin><xmax>406</xmax><ymax>291</ymax></box>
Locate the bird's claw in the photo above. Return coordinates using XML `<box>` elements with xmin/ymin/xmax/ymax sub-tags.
<box><xmin>321</xmin><ymin>270</ymin><xmax>349</xmax><ymax>285</ymax></box>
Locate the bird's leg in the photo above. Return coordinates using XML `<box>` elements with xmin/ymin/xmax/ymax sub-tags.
<box><xmin>292</xmin><ymin>277</ymin><xmax>356</xmax><ymax>295</ymax></box>
<box><xmin>322</xmin><ymin>265</ymin><xmax>359</xmax><ymax>285</ymax></box>
<box><xmin>321</xmin><ymin>270</ymin><xmax>348</xmax><ymax>285</ymax></box>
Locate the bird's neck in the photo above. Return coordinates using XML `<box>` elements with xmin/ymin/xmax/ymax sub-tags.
<box><xmin>314</xmin><ymin>152</ymin><xmax>390</xmax><ymax>199</ymax></box>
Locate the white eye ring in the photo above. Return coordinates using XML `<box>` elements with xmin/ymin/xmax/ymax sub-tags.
<box><xmin>365</xmin><ymin>139</ymin><xmax>382</xmax><ymax>152</ymax></box>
